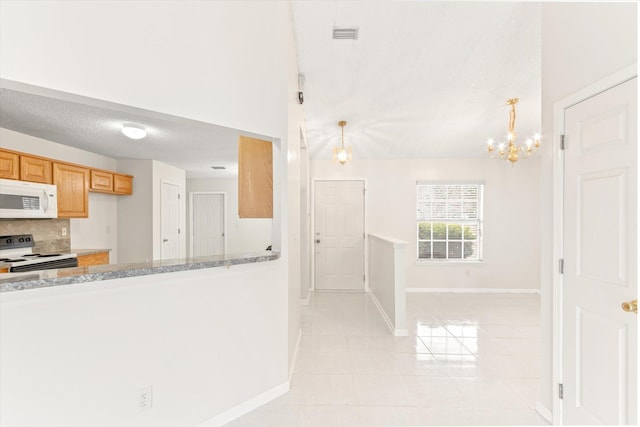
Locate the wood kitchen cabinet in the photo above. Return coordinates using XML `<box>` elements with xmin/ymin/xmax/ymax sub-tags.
<box><xmin>0</xmin><ymin>150</ymin><xmax>19</xmax><ymax>180</ymax></box>
<box><xmin>238</xmin><ymin>136</ymin><xmax>273</xmax><ymax>218</ymax></box>
<box><xmin>20</xmin><ymin>155</ymin><xmax>52</xmax><ymax>184</ymax></box>
<box><xmin>113</xmin><ymin>173</ymin><xmax>133</xmax><ymax>195</ymax></box>
<box><xmin>90</xmin><ymin>169</ymin><xmax>114</xmax><ymax>193</ymax></box>
<box><xmin>53</xmin><ymin>163</ymin><xmax>90</xmax><ymax>218</ymax></box>
<box><xmin>89</xmin><ymin>170</ymin><xmax>133</xmax><ymax>195</ymax></box>
<box><xmin>77</xmin><ymin>251</ymin><xmax>109</xmax><ymax>267</ymax></box>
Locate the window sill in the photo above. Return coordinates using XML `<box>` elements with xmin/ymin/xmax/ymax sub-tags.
<box><xmin>414</xmin><ymin>259</ymin><xmax>484</xmax><ymax>266</ymax></box>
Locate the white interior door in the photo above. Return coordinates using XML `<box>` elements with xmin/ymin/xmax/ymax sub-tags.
<box><xmin>191</xmin><ymin>192</ymin><xmax>225</xmax><ymax>257</ymax></box>
<box><xmin>161</xmin><ymin>181</ymin><xmax>181</xmax><ymax>260</ymax></box>
<box><xmin>314</xmin><ymin>180</ymin><xmax>365</xmax><ymax>290</ymax></box>
<box><xmin>562</xmin><ymin>77</ymin><xmax>637</xmax><ymax>424</ymax></box>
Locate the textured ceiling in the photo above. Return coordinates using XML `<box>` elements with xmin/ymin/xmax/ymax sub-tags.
<box><xmin>0</xmin><ymin>81</ymin><xmax>254</xmax><ymax>178</ymax></box>
<box><xmin>292</xmin><ymin>1</ymin><xmax>542</xmax><ymax>159</ymax></box>
<box><xmin>0</xmin><ymin>1</ymin><xmax>542</xmax><ymax>175</ymax></box>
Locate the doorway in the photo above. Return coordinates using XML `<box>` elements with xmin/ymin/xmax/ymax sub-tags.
<box><xmin>160</xmin><ymin>180</ymin><xmax>181</xmax><ymax>260</ymax></box>
<box><xmin>554</xmin><ymin>71</ymin><xmax>637</xmax><ymax>424</ymax></box>
<box><xmin>314</xmin><ymin>180</ymin><xmax>365</xmax><ymax>291</ymax></box>
<box><xmin>190</xmin><ymin>192</ymin><xmax>226</xmax><ymax>257</ymax></box>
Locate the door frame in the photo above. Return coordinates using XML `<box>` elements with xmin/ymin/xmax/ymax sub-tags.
<box><xmin>188</xmin><ymin>191</ymin><xmax>227</xmax><ymax>257</ymax></box>
<box><xmin>552</xmin><ymin>64</ymin><xmax>637</xmax><ymax>425</ymax></box>
<box><xmin>311</xmin><ymin>178</ymin><xmax>367</xmax><ymax>291</ymax></box>
<box><xmin>300</xmin><ymin>130</ymin><xmax>312</xmax><ymax>304</ymax></box>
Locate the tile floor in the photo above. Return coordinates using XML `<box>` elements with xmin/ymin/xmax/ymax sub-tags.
<box><xmin>227</xmin><ymin>292</ymin><xmax>549</xmax><ymax>426</ymax></box>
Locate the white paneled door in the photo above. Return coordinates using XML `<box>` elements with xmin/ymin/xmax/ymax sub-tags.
<box><xmin>314</xmin><ymin>180</ymin><xmax>365</xmax><ymax>290</ymax></box>
<box><xmin>161</xmin><ymin>181</ymin><xmax>181</xmax><ymax>260</ymax></box>
<box><xmin>190</xmin><ymin>192</ymin><xmax>225</xmax><ymax>257</ymax></box>
<box><xmin>562</xmin><ymin>77</ymin><xmax>637</xmax><ymax>424</ymax></box>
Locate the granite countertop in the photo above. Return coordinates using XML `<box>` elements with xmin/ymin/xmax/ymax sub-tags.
<box><xmin>0</xmin><ymin>251</ymin><xmax>280</xmax><ymax>293</ymax></box>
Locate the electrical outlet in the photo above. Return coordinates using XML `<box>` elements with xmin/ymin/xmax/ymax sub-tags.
<box><xmin>138</xmin><ymin>386</ymin><xmax>153</xmax><ymax>411</ymax></box>
<box><xmin>61</xmin><ymin>227</ymin><xmax>67</xmax><ymax>237</ymax></box>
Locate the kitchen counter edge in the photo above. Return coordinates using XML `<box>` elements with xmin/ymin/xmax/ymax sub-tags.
<box><xmin>0</xmin><ymin>251</ymin><xmax>280</xmax><ymax>293</ymax></box>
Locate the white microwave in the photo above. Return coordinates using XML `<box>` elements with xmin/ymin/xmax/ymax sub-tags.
<box><xmin>0</xmin><ymin>179</ymin><xmax>58</xmax><ymax>219</ymax></box>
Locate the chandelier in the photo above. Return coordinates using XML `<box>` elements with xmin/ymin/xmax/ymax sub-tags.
<box><xmin>333</xmin><ymin>120</ymin><xmax>352</xmax><ymax>165</ymax></box>
<box><xmin>486</xmin><ymin>98</ymin><xmax>540</xmax><ymax>164</ymax></box>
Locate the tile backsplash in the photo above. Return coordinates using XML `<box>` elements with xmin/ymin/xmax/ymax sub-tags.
<box><xmin>0</xmin><ymin>219</ymin><xmax>71</xmax><ymax>253</ymax></box>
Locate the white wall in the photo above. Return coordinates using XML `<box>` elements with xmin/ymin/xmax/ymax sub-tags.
<box><xmin>286</xmin><ymin>6</ymin><xmax>303</xmax><ymax>372</ymax></box>
<box><xmin>0</xmin><ymin>128</ymin><xmax>119</xmax><ymax>262</ymax></box>
<box><xmin>0</xmin><ymin>264</ymin><xmax>287</xmax><ymax>427</ymax></box>
<box><xmin>116</xmin><ymin>159</ymin><xmax>187</xmax><ymax>262</ymax></box>
<box><xmin>186</xmin><ymin>178</ymin><xmax>272</xmax><ymax>255</ymax></box>
<box><xmin>539</xmin><ymin>2</ymin><xmax>637</xmax><ymax>415</ymax></box>
<box><xmin>311</xmin><ymin>158</ymin><xmax>541</xmax><ymax>291</ymax></box>
<box><xmin>368</xmin><ymin>234</ymin><xmax>408</xmax><ymax>335</ymax></box>
<box><xmin>0</xmin><ymin>1</ymin><xmax>300</xmax><ymax>424</ymax></box>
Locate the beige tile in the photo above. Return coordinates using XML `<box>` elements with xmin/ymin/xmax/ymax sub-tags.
<box><xmin>401</xmin><ymin>376</ymin><xmax>465</xmax><ymax>408</ymax></box>
<box><xmin>294</xmin><ymin>350</ymin><xmax>351</xmax><ymax>374</ymax></box>
<box><xmin>297</xmin><ymin>373</ymin><xmax>357</xmax><ymax>405</ymax></box>
<box><xmin>357</xmin><ymin>405</ymin><xmax>421</xmax><ymax>426</ymax></box>
<box><xmin>226</xmin><ymin>292</ymin><xmax>544</xmax><ymax>426</ymax></box>
<box><xmin>298</xmin><ymin>404</ymin><xmax>362</xmax><ymax>427</ymax></box>
<box><xmin>391</xmin><ymin>353</ymin><xmax>447</xmax><ymax>376</ymax></box>
<box><xmin>353</xmin><ymin>373</ymin><xmax>413</xmax><ymax>406</ymax></box>
<box><xmin>348</xmin><ymin>350</ymin><xmax>397</xmax><ymax>374</ymax></box>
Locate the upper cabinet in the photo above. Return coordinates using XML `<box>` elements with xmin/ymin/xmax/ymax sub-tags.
<box><xmin>54</xmin><ymin>163</ymin><xmax>90</xmax><ymax>218</ymax></box>
<box><xmin>0</xmin><ymin>148</ymin><xmax>133</xmax><ymax>218</ymax></box>
<box><xmin>0</xmin><ymin>150</ymin><xmax>19</xmax><ymax>180</ymax></box>
<box><xmin>238</xmin><ymin>136</ymin><xmax>273</xmax><ymax>218</ymax></box>
<box><xmin>113</xmin><ymin>174</ymin><xmax>133</xmax><ymax>195</ymax></box>
<box><xmin>90</xmin><ymin>170</ymin><xmax>113</xmax><ymax>192</ymax></box>
<box><xmin>90</xmin><ymin>169</ymin><xmax>133</xmax><ymax>195</ymax></box>
<box><xmin>20</xmin><ymin>155</ymin><xmax>52</xmax><ymax>184</ymax></box>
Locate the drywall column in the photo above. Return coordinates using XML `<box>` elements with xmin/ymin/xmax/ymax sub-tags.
<box><xmin>368</xmin><ymin>234</ymin><xmax>408</xmax><ymax>336</ymax></box>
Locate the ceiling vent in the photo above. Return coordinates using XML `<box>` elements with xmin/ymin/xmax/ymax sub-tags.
<box><xmin>210</xmin><ymin>166</ymin><xmax>226</xmax><ymax>170</ymax></box>
<box><xmin>332</xmin><ymin>27</ymin><xmax>359</xmax><ymax>40</ymax></box>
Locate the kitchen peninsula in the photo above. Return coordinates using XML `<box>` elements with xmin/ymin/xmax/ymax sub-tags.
<box><xmin>0</xmin><ymin>251</ymin><xmax>279</xmax><ymax>292</ymax></box>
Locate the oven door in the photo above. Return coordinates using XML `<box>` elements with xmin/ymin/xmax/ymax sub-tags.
<box><xmin>0</xmin><ymin>179</ymin><xmax>58</xmax><ymax>219</ymax></box>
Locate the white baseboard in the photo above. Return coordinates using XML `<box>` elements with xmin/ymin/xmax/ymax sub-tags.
<box><xmin>289</xmin><ymin>329</ymin><xmax>302</xmax><ymax>383</ymax></box>
<box><xmin>368</xmin><ymin>291</ymin><xmax>408</xmax><ymax>336</ymax></box>
<box><xmin>405</xmin><ymin>287</ymin><xmax>540</xmax><ymax>295</ymax></box>
<box><xmin>300</xmin><ymin>293</ymin><xmax>311</xmax><ymax>306</ymax></box>
<box><xmin>197</xmin><ymin>382</ymin><xmax>289</xmax><ymax>427</ymax></box>
<box><xmin>535</xmin><ymin>402</ymin><xmax>553</xmax><ymax>424</ymax></box>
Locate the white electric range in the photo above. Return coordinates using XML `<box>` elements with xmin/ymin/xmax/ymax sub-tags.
<box><xmin>0</xmin><ymin>234</ymin><xmax>78</xmax><ymax>272</ymax></box>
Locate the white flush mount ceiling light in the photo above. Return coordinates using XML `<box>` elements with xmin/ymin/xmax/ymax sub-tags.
<box><xmin>121</xmin><ymin>123</ymin><xmax>147</xmax><ymax>140</ymax></box>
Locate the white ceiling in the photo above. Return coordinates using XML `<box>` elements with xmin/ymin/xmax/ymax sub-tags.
<box><xmin>292</xmin><ymin>1</ymin><xmax>541</xmax><ymax>159</ymax></box>
<box><xmin>0</xmin><ymin>1</ymin><xmax>542</xmax><ymax>174</ymax></box>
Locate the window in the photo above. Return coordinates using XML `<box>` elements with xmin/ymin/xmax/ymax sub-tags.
<box><xmin>416</xmin><ymin>183</ymin><xmax>483</xmax><ymax>261</ymax></box>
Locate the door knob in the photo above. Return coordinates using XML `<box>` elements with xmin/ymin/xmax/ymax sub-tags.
<box><xmin>163</xmin><ymin>239</ymin><xmax>169</xmax><ymax>243</ymax></box>
<box><xmin>315</xmin><ymin>239</ymin><xmax>321</xmax><ymax>244</ymax></box>
<box><xmin>621</xmin><ymin>300</ymin><xmax>637</xmax><ymax>314</ymax></box>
